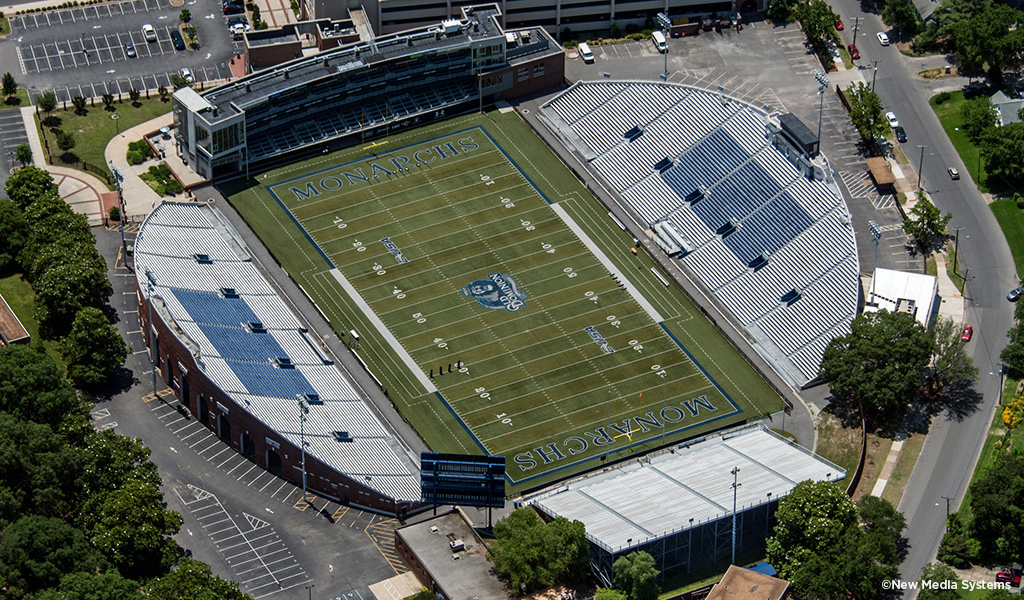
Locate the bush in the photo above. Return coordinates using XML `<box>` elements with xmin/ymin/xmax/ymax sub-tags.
<box><xmin>935</xmin><ymin>91</ymin><xmax>951</xmax><ymax>105</ymax></box>
<box><xmin>140</xmin><ymin>163</ymin><xmax>183</xmax><ymax>196</ymax></box>
<box><xmin>108</xmin><ymin>205</ymin><xmax>120</xmax><ymax>221</ymax></box>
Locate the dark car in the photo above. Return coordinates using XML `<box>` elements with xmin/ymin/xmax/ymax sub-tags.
<box><xmin>227</xmin><ymin>16</ymin><xmax>249</xmax><ymax>27</ymax></box>
<box><xmin>847</xmin><ymin>44</ymin><xmax>860</xmax><ymax>59</ymax></box>
<box><xmin>894</xmin><ymin>126</ymin><xmax>907</xmax><ymax>143</ymax></box>
<box><xmin>223</xmin><ymin>1</ymin><xmax>244</xmax><ymax>14</ymax></box>
<box><xmin>171</xmin><ymin>29</ymin><xmax>185</xmax><ymax>50</ymax></box>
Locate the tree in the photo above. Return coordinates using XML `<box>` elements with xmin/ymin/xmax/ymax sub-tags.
<box><xmin>59</xmin><ymin>571</ymin><xmax>144</xmax><ymax>600</ymax></box>
<box><xmin>145</xmin><ymin>558</ymin><xmax>251</xmax><ymax>600</ymax></box>
<box><xmin>902</xmin><ymin>195</ymin><xmax>952</xmax><ymax>247</ymax></box>
<box><xmin>766</xmin><ymin>0</ymin><xmax>796</xmax><ymax>22</ymax></box>
<box><xmin>158</xmin><ymin>85</ymin><xmax>169</xmax><ymax>102</ymax></box>
<box><xmin>612</xmin><ymin>551</ymin><xmax>660</xmax><ymax>600</ymax></box>
<box><xmin>960</xmin><ymin>96</ymin><xmax>998</xmax><ymax>144</ymax></box>
<box><xmin>767</xmin><ymin>480</ymin><xmax>858</xmax><ymax>578</ymax></box>
<box><xmin>953</xmin><ymin>4</ymin><xmax>1024</xmax><ymax>88</ymax></box>
<box><xmin>1</xmin><ymin>72</ymin><xmax>16</xmax><ymax>98</ymax></box>
<box><xmin>937</xmin><ymin>510</ymin><xmax>977</xmax><ymax>567</ymax></box>
<box><xmin>795</xmin><ymin>0</ymin><xmax>838</xmax><ymax>48</ymax></box>
<box><xmin>0</xmin><ymin>343</ymin><xmax>84</xmax><ymax>429</ymax></box>
<box><xmin>967</xmin><ymin>449</ymin><xmax>1024</xmax><ymax>562</ymax></box>
<box><xmin>926</xmin><ymin>316</ymin><xmax>978</xmax><ymax>396</ymax></box>
<box><xmin>983</xmin><ymin>590</ymin><xmax>1019</xmax><ymax>600</ymax></box>
<box><xmin>4</xmin><ymin>165</ymin><xmax>57</xmax><ymax>210</ymax></box>
<box><xmin>170</xmin><ymin>73</ymin><xmax>191</xmax><ymax>90</ymax></box>
<box><xmin>179</xmin><ymin>8</ymin><xmax>191</xmax><ymax>23</ymax></box>
<box><xmin>56</xmin><ymin>129</ymin><xmax>77</xmax><ymax>158</ymax></box>
<box><xmin>847</xmin><ymin>82</ymin><xmax>889</xmax><ymax>141</ymax></box>
<box><xmin>59</xmin><ymin>307</ymin><xmax>129</xmax><ymax>390</ymax></box>
<box><xmin>0</xmin><ymin>515</ymin><xmax>108</xmax><ymax>594</ymax></box>
<box><xmin>37</xmin><ymin>90</ymin><xmax>57</xmax><ymax>115</ymax></box>
<box><xmin>918</xmin><ymin>562</ymin><xmax>961</xmax><ymax>600</ymax></box>
<box><xmin>489</xmin><ymin>508</ymin><xmax>589</xmax><ymax>592</ymax></box>
<box><xmin>819</xmin><ymin>310</ymin><xmax>933</xmax><ymax>416</ymax></box>
<box><xmin>85</xmin><ymin>478</ymin><xmax>184</xmax><ymax>579</ymax></box>
<box><xmin>102</xmin><ymin>93</ymin><xmax>114</xmax><ymax>110</ymax></box>
<box><xmin>0</xmin><ymin>413</ymin><xmax>87</xmax><ymax>522</ymax></box>
<box><xmin>981</xmin><ymin>122</ymin><xmax>1024</xmax><ymax>182</ymax></box>
<box><xmin>72</xmin><ymin>94</ymin><xmax>87</xmax><ymax>115</ymax></box>
<box><xmin>882</xmin><ymin>0</ymin><xmax>921</xmax><ymax>37</ymax></box>
<box><xmin>0</xmin><ymin>201</ymin><xmax>27</xmax><ymax>274</ymax></box>
<box><xmin>14</xmin><ymin>142</ymin><xmax>32</xmax><ymax>167</ymax></box>
<box><xmin>33</xmin><ymin>251</ymin><xmax>112</xmax><ymax>336</ymax></box>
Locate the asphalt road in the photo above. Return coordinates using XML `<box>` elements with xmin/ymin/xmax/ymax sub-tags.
<box><xmin>0</xmin><ymin>0</ymin><xmax>240</xmax><ymax>101</ymax></box>
<box><xmin>830</xmin><ymin>0</ymin><xmax>1018</xmax><ymax>591</ymax></box>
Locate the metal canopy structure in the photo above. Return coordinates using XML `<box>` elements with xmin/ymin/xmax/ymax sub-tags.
<box><xmin>530</xmin><ymin>426</ymin><xmax>844</xmax><ymax>583</ymax></box>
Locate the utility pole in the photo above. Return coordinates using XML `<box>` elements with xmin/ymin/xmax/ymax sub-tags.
<box><xmin>871</xmin><ymin>60</ymin><xmax>879</xmax><ymax>91</ymax></box>
<box><xmin>917</xmin><ymin>145</ymin><xmax>929</xmax><ymax>190</ymax></box>
<box><xmin>941</xmin><ymin>496</ymin><xmax>954</xmax><ymax>532</ymax></box>
<box><xmin>851</xmin><ymin>17</ymin><xmax>861</xmax><ymax>48</ymax></box>
<box><xmin>731</xmin><ymin>466</ymin><xmax>741</xmax><ymax>565</ymax></box>
<box><xmin>953</xmin><ymin>227</ymin><xmax>961</xmax><ymax>274</ymax></box>
<box><xmin>298</xmin><ymin>398</ymin><xmax>310</xmax><ymax>504</ymax></box>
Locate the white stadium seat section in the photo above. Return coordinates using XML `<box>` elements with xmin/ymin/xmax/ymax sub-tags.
<box><xmin>543</xmin><ymin>81</ymin><xmax>630</xmax><ymax>126</ymax></box>
<box><xmin>681</xmin><ymin>240</ymin><xmax>746</xmax><ymax>290</ymax></box>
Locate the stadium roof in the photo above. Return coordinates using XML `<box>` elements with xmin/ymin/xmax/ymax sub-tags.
<box><xmin>530</xmin><ymin>426</ymin><xmax>844</xmax><ymax>555</ymax></box>
<box><xmin>134</xmin><ymin>201</ymin><xmax>420</xmax><ymax>502</ymax></box>
<box><xmin>538</xmin><ymin>81</ymin><xmax>860</xmax><ymax>386</ymax></box>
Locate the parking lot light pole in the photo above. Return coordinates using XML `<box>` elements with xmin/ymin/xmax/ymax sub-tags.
<box><xmin>298</xmin><ymin>398</ymin><xmax>310</xmax><ymax>504</ymax></box>
<box><xmin>657</xmin><ymin>13</ymin><xmax>671</xmax><ymax>80</ymax></box>
<box><xmin>868</xmin><ymin>220</ymin><xmax>882</xmax><ymax>302</ymax></box>
<box><xmin>731</xmin><ymin>466</ymin><xmax>741</xmax><ymax>565</ymax></box>
<box><xmin>814</xmin><ymin>70</ymin><xmax>829</xmax><ymax>148</ymax></box>
<box><xmin>144</xmin><ymin>268</ymin><xmax>158</xmax><ymax>397</ymax></box>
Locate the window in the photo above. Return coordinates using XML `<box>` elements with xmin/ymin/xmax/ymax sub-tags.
<box><xmin>518</xmin><ymin>67</ymin><xmax>529</xmax><ymax>81</ymax></box>
<box><xmin>533</xmin><ymin>63</ymin><xmax>545</xmax><ymax>77</ymax></box>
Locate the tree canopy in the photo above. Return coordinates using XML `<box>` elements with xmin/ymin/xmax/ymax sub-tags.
<box><xmin>60</xmin><ymin>307</ymin><xmax>129</xmax><ymax>390</ymax></box>
<box><xmin>881</xmin><ymin>0</ymin><xmax>921</xmax><ymax>37</ymax></box>
<box><xmin>767</xmin><ymin>482</ymin><xmax>905</xmax><ymax>599</ymax></box>
<box><xmin>959</xmin><ymin>97</ymin><xmax>998</xmax><ymax>145</ymax></box>
<box><xmin>981</xmin><ymin>121</ymin><xmax>1024</xmax><ymax>182</ymax></box>
<box><xmin>1</xmin><ymin>72</ymin><xmax>16</xmax><ymax>97</ymax></box>
<box><xmin>612</xmin><ymin>551</ymin><xmax>659</xmax><ymax>600</ymax></box>
<box><xmin>145</xmin><ymin>558</ymin><xmax>250</xmax><ymax>600</ymax></box>
<box><xmin>902</xmin><ymin>195</ymin><xmax>952</xmax><ymax>248</ymax></box>
<box><xmin>953</xmin><ymin>4</ymin><xmax>1024</xmax><ymax>88</ymax></box>
<box><xmin>489</xmin><ymin>508</ymin><xmax>589</xmax><ymax>592</ymax></box>
<box><xmin>0</xmin><ymin>200</ymin><xmax>28</xmax><ymax>274</ymax></box>
<box><xmin>926</xmin><ymin>316</ymin><xmax>978</xmax><ymax>397</ymax></box>
<box><xmin>918</xmin><ymin>563</ymin><xmax>961</xmax><ymax>600</ymax></box>
<box><xmin>5</xmin><ymin>165</ymin><xmax>58</xmax><ymax>210</ymax></box>
<box><xmin>819</xmin><ymin>310</ymin><xmax>934</xmax><ymax>417</ymax></box>
<box><xmin>847</xmin><ymin>83</ymin><xmax>889</xmax><ymax>141</ymax></box>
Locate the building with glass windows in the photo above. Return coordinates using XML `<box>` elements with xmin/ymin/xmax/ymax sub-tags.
<box><xmin>172</xmin><ymin>4</ymin><xmax>563</xmax><ymax>179</ymax></box>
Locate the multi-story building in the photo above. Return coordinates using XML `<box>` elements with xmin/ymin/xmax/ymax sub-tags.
<box><xmin>173</xmin><ymin>4</ymin><xmax>563</xmax><ymax>179</ymax></box>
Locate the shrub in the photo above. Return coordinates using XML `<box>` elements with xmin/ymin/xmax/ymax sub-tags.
<box><xmin>108</xmin><ymin>205</ymin><xmax>120</xmax><ymax>221</ymax></box>
<box><xmin>935</xmin><ymin>91</ymin><xmax>951</xmax><ymax>105</ymax></box>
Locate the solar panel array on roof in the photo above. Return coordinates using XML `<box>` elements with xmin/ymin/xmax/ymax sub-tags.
<box><xmin>538</xmin><ymin>81</ymin><xmax>859</xmax><ymax>386</ymax></box>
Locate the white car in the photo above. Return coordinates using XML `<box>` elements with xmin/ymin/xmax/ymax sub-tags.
<box><xmin>179</xmin><ymin>67</ymin><xmax>194</xmax><ymax>84</ymax></box>
<box><xmin>885</xmin><ymin>111</ymin><xmax>899</xmax><ymax>127</ymax></box>
<box><xmin>142</xmin><ymin>23</ymin><xmax>157</xmax><ymax>42</ymax></box>
<box><xmin>877</xmin><ymin>32</ymin><xmax>890</xmax><ymax>46</ymax></box>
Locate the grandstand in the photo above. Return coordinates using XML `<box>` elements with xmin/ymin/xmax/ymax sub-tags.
<box><xmin>538</xmin><ymin>81</ymin><xmax>859</xmax><ymax>387</ymax></box>
<box><xmin>134</xmin><ymin>201</ymin><xmax>421</xmax><ymax>514</ymax></box>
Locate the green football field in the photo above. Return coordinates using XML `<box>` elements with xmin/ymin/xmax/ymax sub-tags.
<box><xmin>227</xmin><ymin>111</ymin><xmax>782</xmax><ymax>491</ymax></box>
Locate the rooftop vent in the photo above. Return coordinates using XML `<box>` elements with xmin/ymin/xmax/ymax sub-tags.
<box><xmin>332</xmin><ymin>431</ymin><xmax>353</xmax><ymax>442</ymax></box>
<box><xmin>246</xmin><ymin>321</ymin><xmax>266</xmax><ymax>333</ymax></box>
<box><xmin>301</xmin><ymin>392</ymin><xmax>322</xmax><ymax>405</ymax></box>
<box><xmin>220</xmin><ymin>287</ymin><xmax>239</xmax><ymax>298</ymax></box>
<box><xmin>442</xmin><ymin>19</ymin><xmax>461</xmax><ymax>34</ymax></box>
<box><xmin>748</xmin><ymin>252</ymin><xmax>769</xmax><ymax>270</ymax></box>
<box><xmin>684</xmin><ymin>186</ymin><xmax>706</xmax><ymax>204</ymax></box>
<box><xmin>654</xmin><ymin>156</ymin><xmax>673</xmax><ymax>172</ymax></box>
<box><xmin>716</xmin><ymin>219</ymin><xmax>738</xmax><ymax>237</ymax></box>
<box><xmin>780</xmin><ymin>288</ymin><xmax>801</xmax><ymax>305</ymax></box>
<box><xmin>193</xmin><ymin>253</ymin><xmax>213</xmax><ymax>264</ymax></box>
<box><xmin>624</xmin><ymin>125</ymin><xmax>643</xmax><ymax>141</ymax></box>
<box><xmin>273</xmin><ymin>357</ymin><xmax>295</xmax><ymax>369</ymax></box>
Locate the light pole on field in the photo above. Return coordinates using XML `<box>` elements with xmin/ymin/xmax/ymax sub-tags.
<box><xmin>657</xmin><ymin>12</ymin><xmax>671</xmax><ymax>81</ymax></box>
<box><xmin>298</xmin><ymin>398</ymin><xmax>310</xmax><ymax>504</ymax></box>
<box><xmin>814</xmin><ymin>70</ymin><xmax>829</xmax><ymax>151</ymax></box>
<box><xmin>868</xmin><ymin>220</ymin><xmax>882</xmax><ymax>302</ymax></box>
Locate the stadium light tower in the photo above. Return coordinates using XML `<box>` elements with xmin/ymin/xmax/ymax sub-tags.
<box><xmin>298</xmin><ymin>397</ymin><xmax>310</xmax><ymax>504</ymax></box>
<box><xmin>144</xmin><ymin>267</ymin><xmax>158</xmax><ymax>396</ymax></box>
<box><xmin>731</xmin><ymin>466</ymin><xmax>741</xmax><ymax>564</ymax></box>
<box><xmin>656</xmin><ymin>13</ymin><xmax>671</xmax><ymax>81</ymax></box>
<box><xmin>868</xmin><ymin>220</ymin><xmax>882</xmax><ymax>303</ymax></box>
<box><xmin>813</xmin><ymin>70</ymin><xmax>829</xmax><ymax>149</ymax></box>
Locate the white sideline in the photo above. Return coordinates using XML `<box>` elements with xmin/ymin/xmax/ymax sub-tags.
<box><xmin>328</xmin><ymin>268</ymin><xmax>438</xmax><ymax>393</ymax></box>
<box><xmin>550</xmin><ymin>203</ymin><xmax>664</xmax><ymax>323</ymax></box>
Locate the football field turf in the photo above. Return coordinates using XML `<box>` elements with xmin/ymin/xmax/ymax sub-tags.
<box><xmin>227</xmin><ymin>111</ymin><xmax>782</xmax><ymax>491</ymax></box>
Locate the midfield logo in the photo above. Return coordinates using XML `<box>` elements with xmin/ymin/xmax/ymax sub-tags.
<box><xmin>461</xmin><ymin>273</ymin><xmax>528</xmax><ymax>312</ymax></box>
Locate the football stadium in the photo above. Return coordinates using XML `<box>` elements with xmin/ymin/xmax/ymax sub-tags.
<box><xmin>225</xmin><ymin>110</ymin><xmax>783</xmax><ymax>492</ymax></box>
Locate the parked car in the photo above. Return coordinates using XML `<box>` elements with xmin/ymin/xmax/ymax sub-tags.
<box><xmin>223</xmin><ymin>1</ymin><xmax>244</xmax><ymax>14</ymax></box>
<box><xmin>894</xmin><ymin>126</ymin><xmax>907</xmax><ymax>142</ymax></box>
<box><xmin>227</xmin><ymin>16</ymin><xmax>250</xmax><ymax>29</ymax></box>
<box><xmin>171</xmin><ymin>30</ymin><xmax>185</xmax><ymax>51</ymax></box>
<box><xmin>578</xmin><ymin>42</ymin><xmax>594</xmax><ymax>63</ymax></box>
<box><xmin>885</xmin><ymin>111</ymin><xmax>899</xmax><ymax>127</ymax></box>
<box><xmin>1008</xmin><ymin>287</ymin><xmax>1023</xmax><ymax>302</ymax></box>
<box><xmin>179</xmin><ymin>67</ymin><xmax>194</xmax><ymax>83</ymax></box>
<box><xmin>997</xmin><ymin>572</ymin><xmax>1014</xmax><ymax>584</ymax></box>
<box><xmin>877</xmin><ymin>32</ymin><xmax>890</xmax><ymax>46</ymax></box>
<box><xmin>835</xmin><ymin>18</ymin><xmax>843</xmax><ymax>30</ymax></box>
<box><xmin>847</xmin><ymin>44</ymin><xmax>860</xmax><ymax>59</ymax></box>
<box><xmin>125</xmin><ymin>42</ymin><xmax>136</xmax><ymax>58</ymax></box>
<box><xmin>961</xmin><ymin>325</ymin><xmax>973</xmax><ymax>342</ymax></box>
<box><xmin>948</xmin><ymin>167</ymin><xmax>960</xmax><ymax>180</ymax></box>
<box><xmin>142</xmin><ymin>23</ymin><xmax>157</xmax><ymax>42</ymax></box>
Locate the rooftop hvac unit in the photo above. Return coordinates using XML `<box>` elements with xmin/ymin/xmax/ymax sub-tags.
<box><xmin>442</xmin><ymin>19</ymin><xmax>461</xmax><ymax>34</ymax></box>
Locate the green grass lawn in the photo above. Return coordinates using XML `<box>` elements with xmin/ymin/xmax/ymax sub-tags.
<box><xmin>0</xmin><ymin>274</ymin><xmax>65</xmax><ymax>370</ymax></box>
<box><xmin>227</xmin><ymin>111</ymin><xmax>782</xmax><ymax>492</ymax></box>
<box><xmin>0</xmin><ymin>15</ymin><xmax>11</xmax><ymax>36</ymax></box>
<box><xmin>930</xmin><ymin>92</ymin><xmax>988</xmax><ymax>191</ymax></box>
<box><xmin>2</xmin><ymin>89</ymin><xmax>31</xmax><ymax>111</ymax></box>
<box><xmin>991</xmin><ymin>197</ymin><xmax>1024</xmax><ymax>279</ymax></box>
<box><xmin>36</xmin><ymin>96</ymin><xmax>173</xmax><ymax>186</ymax></box>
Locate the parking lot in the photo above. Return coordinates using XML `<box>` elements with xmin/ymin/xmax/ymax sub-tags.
<box><xmin>2</xmin><ymin>0</ymin><xmax>238</xmax><ymax>103</ymax></box>
<box><xmin>177</xmin><ymin>484</ymin><xmax>312</xmax><ymax>599</ymax></box>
